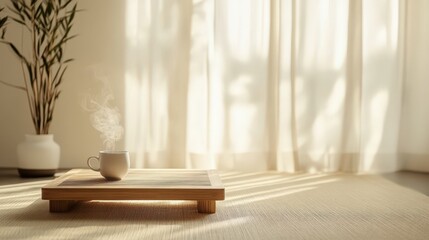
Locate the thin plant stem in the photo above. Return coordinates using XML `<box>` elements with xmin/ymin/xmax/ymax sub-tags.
<box><xmin>0</xmin><ymin>79</ymin><xmax>26</xmax><ymax>91</ymax></box>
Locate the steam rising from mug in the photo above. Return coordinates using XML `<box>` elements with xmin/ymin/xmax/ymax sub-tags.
<box><xmin>82</xmin><ymin>70</ymin><xmax>123</xmax><ymax>150</ymax></box>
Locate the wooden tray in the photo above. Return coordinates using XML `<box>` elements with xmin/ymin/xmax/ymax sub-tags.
<box><xmin>42</xmin><ymin>169</ymin><xmax>225</xmax><ymax>213</ymax></box>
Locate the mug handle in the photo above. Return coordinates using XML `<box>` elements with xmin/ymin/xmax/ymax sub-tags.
<box><xmin>87</xmin><ymin>156</ymin><xmax>100</xmax><ymax>171</ymax></box>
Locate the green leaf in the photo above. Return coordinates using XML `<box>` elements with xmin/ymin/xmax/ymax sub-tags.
<box><xmin>0</xmin><ymin>17</ymin><xmax>7</xmax><ymax>28</ymax></box>
<box><xmin>35</xmin><ymin>4</ymin><xmax>43</xmax><ymax>18</ymax></box>
<box><xmin>45</xmin><ymin>1</ymin><xmax>53</xmax><ymax>16</ymax></box>
<box><xmin>10</xmin><ymin>1</ymin><xmax>21</xmax><ymax>13</ymax></box>
<box><xmin>26</xmin><ymin>63</ymin><xmax>33</xmax><ymax>81</ymax></box>
<box><xmin>10</xmin><ymin>0</ymin><xmax>25</xmax><ymax>22</ymax></box>
<box><xmin>63</xmin><ymin>34</ymin><xmax>76</xmax><ymax>43</ymax></box>
<box><xmin>10</xmin><ymin>16</ymin><xmax>26</xmax><ymax>26</ymax></box>
<box><xmin>63</xmin><ymin>58</ymin><xmax>74</xmax><ymax>64</ymax></box>
<box><xmin>8</xmin><ymin>42</ymin><xmax>29</xmax><ymax>64</ymax></box>
<box><xmin>69</xmin><ymin>4</ymin><xmax>77</xmax><ymax>22</ymax></box>
<box><xmin>52</xmin><ymin>65</ymin><xmax>63</xmax><ymax>83</ymax></box>
<box><xmin>41</xmin><ymin>55</ymin><xmax>50</xmax><ymax>77</ymax></box>
<box><xmin>54</xmin><ymin>66</ymin><xmax>67</xmax><ymax>88</ymax></box>
<box><xmin>22</xmin><ymin>8</ymin><xmax>31</xmax><ymax>20</ymax></box>
<box><xmin>62</xmin><ymin>0</ymin><xmax>73</xmax><ymax>9</ymax></box>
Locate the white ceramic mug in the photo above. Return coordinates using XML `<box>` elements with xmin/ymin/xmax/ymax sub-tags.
<box><xmin>87</xmin><ymin>151</ymin><xmax>130</xmax><ymax>181</ymax></box>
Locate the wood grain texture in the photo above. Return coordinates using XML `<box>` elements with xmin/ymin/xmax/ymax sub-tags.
<box><xmin>42</xmin><ymin>169</ymin><xmax>225</xmax><ymax>213</ymax></box>
<box><xmin>49</xmin><ymin>200</ymin><xmax>78</xmax><ymax>212</ymax></box>
<box><xmin>197</xmin><ymin>200</ymin><xmax>216</xmax><ymax>213</ymax></box>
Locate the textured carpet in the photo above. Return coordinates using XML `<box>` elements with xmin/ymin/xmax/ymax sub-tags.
<box><xmin>0</xmin><ymin>171</ymin><xmax>428</xmax><ymax>240</ymax></box>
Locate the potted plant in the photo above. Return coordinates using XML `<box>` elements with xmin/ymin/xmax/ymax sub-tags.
<box><xmin>0</xmin><ymin>0</ymin><xmax>78</xmax><ymax>177</ymax></box>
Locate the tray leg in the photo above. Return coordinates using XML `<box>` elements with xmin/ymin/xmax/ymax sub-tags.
<box><xmin>197</xmin><ymin>200</ymin><xmax>216</xmax><ymax>214</ymax></box>
<box><xmin>49</xmin><ymin>200</ymin><xmax>79</xmax><ymax>212</ymax></box>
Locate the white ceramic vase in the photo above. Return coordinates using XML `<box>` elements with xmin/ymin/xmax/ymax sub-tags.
<box><xmin>17</xmin><ymin>134</ymin><xmax>60</xmax><ymax>177</ymax></box>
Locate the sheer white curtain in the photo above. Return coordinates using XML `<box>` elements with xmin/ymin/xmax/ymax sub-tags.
<box><xmin>124</xmin><ymin>0</ymin><xmax>429</xmax><ymax>173</ymax></box>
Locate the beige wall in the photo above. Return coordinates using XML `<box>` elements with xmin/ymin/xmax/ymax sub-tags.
<box><xmin>0</xmin><ymin>0</ymin><xmax>127</xmax><ymax>168</ymax></box>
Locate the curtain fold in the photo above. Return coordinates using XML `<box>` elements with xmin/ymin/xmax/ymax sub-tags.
<box><xmin>124</xmin><ymin>0</ymin><xmax>429</xmax><ymax>173</ymax></box>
